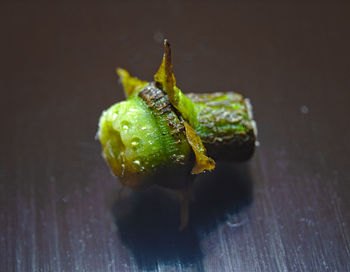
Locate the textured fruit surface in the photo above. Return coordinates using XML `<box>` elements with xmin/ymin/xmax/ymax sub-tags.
<box><xmin>98</xmin><ymin>84</ymin><xmax>192</xmax><ymax>188</ymax></box>
<box><xmin>188</xmin><ymin>92</ymin><xmax>256</xmax><ymax>161</ymax></box>
<box><xmin>97</xmin><ymin>40</ymin><xmax>256</xmax><ymax>190</ymax></box>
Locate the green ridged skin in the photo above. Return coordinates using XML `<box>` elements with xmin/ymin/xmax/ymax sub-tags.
<box><xmin>98</xmin><ymin>84</ymin><xmax>193</xmax><ymax>189</ymax></box>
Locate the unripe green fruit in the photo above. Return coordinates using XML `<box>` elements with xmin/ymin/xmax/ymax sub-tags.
<box><xmin>97</xmin><ymin>40</ymin><xmax>257</xmax><ymax>229</ymax></box>
<box><xmin>98</xmin><ymin>84</ymin><xmax>256</xmax><ymax>187</ymax></box>
<box><xmin>98</xmin><ymin>83</ymin><xmax>192</xmax><ymax>189</ymax></box>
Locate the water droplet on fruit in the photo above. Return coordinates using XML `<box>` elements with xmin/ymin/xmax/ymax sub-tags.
<box><xmin>131</xmin><ymin>137</ymin><xmax>141</xmax><ymax>150</ymax></box>
<box><xmin>121</xmin><ymin>120</ymin><xmax>130</xmax><ymax>130</ymax></box>
<box><xmin>171</xmin><ymin>154</ymin><xmax>186</xmax><ymax>164</ymax></box>
<box><xmin>177</xmin><ymin>155</ymin><xmax>185</xmax><ymax>160</ymax></box>
<box><xmin>133</xmin><ymin>160</ymin><xmax>141</xmax><ymax>166</ymax></box>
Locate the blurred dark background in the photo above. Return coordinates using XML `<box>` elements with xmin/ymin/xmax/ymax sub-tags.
<box><xmin>1</xmin><ymin>1</ymin><xmax>349</xmax><ymax>271</ymax></box>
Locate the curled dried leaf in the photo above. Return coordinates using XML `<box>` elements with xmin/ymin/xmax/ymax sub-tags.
<box><xmin>117</xmin><ymin>68</ymin><xmax>148</xmax><ymax>98</ymax></box>
<box><xmin>183</xmin><ymin>121</ymin><xmax>215</xmax><ymax>174</ymax></box>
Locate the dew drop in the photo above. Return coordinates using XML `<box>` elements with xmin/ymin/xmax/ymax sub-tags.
<box><xmin>121</xmin><ymin>120</ymin><xmax>131</xmax><ymax>130</ymax></box>
<box><xmin>133</xmin><ymin>160</ymin><xmax>141</xmax><ymax>166</ymax></box>
<box><xmin>131</xmin><ymin>137</ymin><xmax>141</xmax><ymax>150</ymax></box>
<box><xmin>171</xmin><ymin>154</ymin><xmax>186</xmax><ymax>164</ymax></box>
<box><xmin>120</xmin><ymin>163</ymin><xmax>126</xmax><ymax>177</ymax></box>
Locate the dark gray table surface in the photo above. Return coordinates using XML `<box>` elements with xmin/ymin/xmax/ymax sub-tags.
<box><xmin>1</xmin><ymin>1</ymin><xmax>349</xmax><ymax>271</ymax></box>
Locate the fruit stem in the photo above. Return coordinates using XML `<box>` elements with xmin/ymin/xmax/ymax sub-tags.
<box><xmin>177</xmin><ymin>181</ymin><xmax>195</xmax><ymax>231</ymax></box>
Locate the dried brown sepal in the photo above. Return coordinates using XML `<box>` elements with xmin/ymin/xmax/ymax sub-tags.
<box><xmin>117</xmin><ymin>68</ymin><xmax>148</xmax><ymax>98</ymax></box>
<box><xmin>183</xmin><ymin>121</ymin><xmax>215</xmax><ymax>174</ymax></box>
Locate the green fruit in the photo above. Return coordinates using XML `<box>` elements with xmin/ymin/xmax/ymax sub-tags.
<box><xmin>98</xmin><ymin>83</ymin><xmax>192</xmax><ymax>189</ymax></box>
<box><xmin>97</xmin><ymin>40</ymin><xmax>257</xmax><ymax>229</ymax></box>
